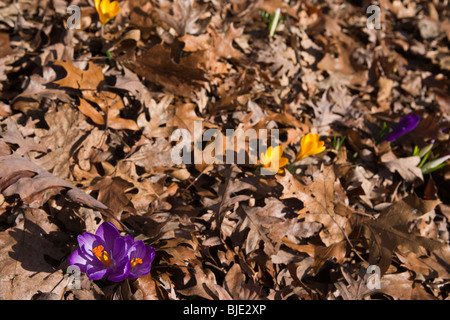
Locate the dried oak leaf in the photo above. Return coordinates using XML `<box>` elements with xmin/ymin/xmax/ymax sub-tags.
<box><xmin>238</xmin><ymin>198</ymin><xmax>289</xmax><ymax>256</ymax></box>
<box><xmin>379</xmin><ymin>272</ymin><xmax>437</xmax><ymax>300</ymax></box>
<box><xmin>380</xmin><ymin>153</ymin><xmax>423</xmax><ymax>182</ymax></box>
<box><xmin>317</xmin><ymin>36</ymin><xmax>355</xmax><ymax>75</ymax></box>
<box><xmin>88</xmin><ymin>176</ymin><xmax>137</xmax><ymax>217</ymax></box>
<box><xmin>137</xmin><ymin>94</ymin><xmax>174</xmax><ymax>139</ymax></box>
<box><xmin>53</xmin><ymin>60</ymin><xmax>104</xmax><ymax>91</ymax></box>
<box><xmin>395</xmin><ymin>246</ymin><xmax>450</xmax><ymax>280</ymax></box>
<box><xmin>0</xmin><ymin>154</ymin><xmax>108</xmax><ymax>211</ymax></box>
<box><xmin>237</xmin><ymin>197</ymin><xmax>319</xmax><ymax>257</ymax></box>
<box><xmin>0</xmin><ymin>119</ymin><xmax>47</xmax><ymax>156</ymax></box>
<box><xmin>362</xmin><ymin>195</ymin><xmax>443</xmax><ymax>275</ymax></box>
<box><xmin>79</xmin><ymin>91</ymin><xmax>139</xmax><ymax>131</ymax></box>
<box><xmin>124</xmin><ymin>44</ymin><xmax>208</xmax><ymax>98</ymax></box>
<box><xmin>179</xmin><ymin>23</ymin><xmax>243</xmax><ymax>74</ymax></box>
<box><xmin>201</xmin><ymin>167</ymin><xmax>256</xmax><ymax>245</ymax></box>
<box><xmin>220</xmin><ymin>263</ymin><xmax>264</xmax><ymax>300</ymax></box>
<box><xmin>307</xmin><ymin>90</ymin><xmax>342</xmax><ymax>136</ymax></box>
<box><xmin>282</xmin><ymin>237</ymin><xmax>346</xmax><ymax>275</ymax></box>
<box><xmin>278</xmin><ymin>166</ymin><xmax>353</xmax><ymax>247</ymax></box>
<box><xmin>334</xmin><ymin>266</ymin><xmax>379</xmax><ymax>300</ymax></box>
<box><xmin>32</xmin><ymin>103</ymin><xmax>91</xmax><ymax>178</ymax></box>
<box><xmin>0</xmin><ymin>208</ymin><xmax>68</xmax><ymax>299</ymax></box>
<box><xmin>209</xmin><ymin>24</ymin><xmax>244</xmax><ymax>60</ymax></box>
<box><xmin>155</xmin><ymin>0</ymin><xmax>211</xmax><ymax>36</ymax></box>
<box><xmin>166</xmin><ymin>102</ymin><xmax>204</xmax><ymax>137</ymax></box>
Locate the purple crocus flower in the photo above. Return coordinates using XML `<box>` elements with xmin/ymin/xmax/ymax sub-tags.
<box><xmin>382</xmin><ymin>114</ymin><xmax>420</xmax><ymax>142</ymax></box>
<box><xmin>124</xmin><ymin>236</ymin><xmax>156</xmax><ymax>280</ymax></box>
<box><xmin>69</xmin><ymin>222</ymin><xmax>131</xmax><ymax>282</ymax></box>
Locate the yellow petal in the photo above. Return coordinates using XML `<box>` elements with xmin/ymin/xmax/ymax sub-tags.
<box><xmin>279</xmin><ymin>157</ymin><xmax>289</xmax><ymax>168</ymax></box>
<box><xmin>271</xmin><ymin>145</ymin><xmax>283</xmax><ymax>159</ymax></box>
<box><xmin>296</xmin><ymin>133</ymin><xmax>325</xmax><ymax>161</ymax></box>
<box><xmin>109</xmin><ymin>1</ymin><xmax>120</xmax><ymax>15</ymax></box>
<box><xmin>95</xmin><ymin>0</ymin><xmax>120</xmax><ymax>24</ymax></box>
<box><xmin>260</xmin><ymin>152</ymin><xmax>269</xmax><ymax>166</ymax></box>
<box><xmin>266</xmin><ymin>146</ymin><xmax>273</xmax><ymax>158</ymax></box>
<box><xmin>100</xmin><ymin>0</ymin><xmax>109</xmax><ymax>13</ymax></box>
<box><xmin>301</xmin><ymin>133</ymin><xmax>315</xmax><ymax>147</ymax></box>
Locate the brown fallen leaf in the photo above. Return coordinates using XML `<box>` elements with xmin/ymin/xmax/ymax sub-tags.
<box><xmin>282</xmin><ymin>237</ymin><xmax>347</xmax><ymax>275</ymax></box>
<box><xmin>137</xmin><ymin>94</ymin><xmax>174</xmax><ymax>139</ymax></box>
<box><xmin>222</xmin><ymin>262</ymin><xmax>264</xmax><ymax>300</ymax></box>
<box><xmin>376</xmin><ymin>77</ymin><xmax>395</xmax><ymax>111</ymax></box>
<box><xmin>0</xmin><ymin>154</ymin><xmax>107</xmax><ymax>210</ymax></box>
<box><xmin>379</xmin><ymin>272</ymin><xmax>437</xmax><ymax>300</ymax></box>
<box><xmin>78</xmin><ymin>98</ymin><xmax>105</xmax><ymax>125</ymax></box>
<box><xmin>124</xmin><ymin>44</ymin><xmax>208</xmax><ymax>98</ymax></box>
<box><xmin>33</xmin><ymin>103</ymin><xmax>91</xmax><ymax>178</ymax></box>
<box><xmin>317</xmin><ymin>37</ymin><xmax>355</xmax><ymax>76</ymax></box>
<box><xmin>334</xmin><ymin>266</ymin><xmax>379</xmax><ymax>300</ymax></box>
<box><xmin>81</xmin><ymin>91</ymin><xmax>139</xmax><ymax>131</ymax></box>
<box><xmin>381</xmin><ymin>155</ymin><xmax>423</xmax><ymax>182</ymax></box>
<box><xmin>88</xmin><ymin>176</ymin><xmax>137</xmax><ymax>217</ymax></box>
<box><xmin>395</xmin><ymin>246</ymin><xmax>450</xmax><ymax>280</ymax></box>
<box><xmin>0</xmin><ymin>118</ymin><xmax>47</xmax><ymax>156</ymax></box>
<box><xmin>0</xmin><ymin>154</ymin><xmax>126</xmax><ymax>230</ymax></box>
<box><xmin>154</xmin><ymin>0</ymin><xmax>211</xmax><ymax>36</ymax></box>
<box><xmin>363</xmin><ymin>195</ymin><xmax>443</xmax><ymax>275</ymax></box>
<box><xmin>53</xmin><ymin>60</ymin><xmax>104</xmax><ymax>91</ymax></box>
<box><xmin>239</xmin><ymin>198</ymin><xmax>291</xmax><ymax>256</ymax></box>
<box><xmin>0</xmin><ymin>208</ymin><xmax>68</xmax><ymax>299</ymax></box>
<box><xmin>278</xmin><ymin>166</ymin><xmax>353</xmax><ymax>247</ymax></box>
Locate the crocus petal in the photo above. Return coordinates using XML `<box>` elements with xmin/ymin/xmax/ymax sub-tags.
<box><xmin>301</xmin><ymin>133</ymin><xmax>314</xmax><ymax>147</ymax></box>
<box><xmin>68</xmin><ymin>248</ymin><xmax>89</xmax><ymax>273</ymax></box>
<box><xmin>111</xmin><ymin>237</ymin><xmax>127</xmax><ymax>262</ymax></box>
<box><xmin>279</xmin><ymin>157</ymin><xmax>289</xmax><ymax>168</ymax></box>
<box><xmin>128</xmin><ymin>242</ymin><xmax>156</xmax><ymax>279</ymax></box>
<box><xmin>296</xmin><ymin>133</ymin><xmax>325</xmax><ymax>161</ymax></box>
<box><xmin>86</xmin><ymin>264</ymin><xmax>111</xmax><ymax>280</ymax></box>
<box><xmin>260</xmin><ymin>145</ymin><xmax>288</xmax><ymax>174</ymax></box>
<box><xmin>96</xmin><ymin>222</ymin><xmax>121</xmax><ymax>251</ymax></box>
<box><xmin>123</xmin><ymin>235</ymin><xmax>135</xmax><ymax>251</ymax></box>
<box><xmin>109</xmin><ymin>1</ymin><xmax>120</xmax><ymax>15</ymax></box>
<box><xmin>382</xmin><ymin>114</ymin><xmax>420</xmax><ymax>142</ymax></box>
<box><xmin>271</xmin><ymin>145</ymin><xmax>282</xmax><ymax>157</ymax></box>
<box><xmin>95</xmin><ymin>0</ymin><xmax>120</xmax><ymax>24</ymax></box>
<box><xmin>77</xmin><ymin>232</ymin><xmax>98</xmax><ymax>257</ymax></box>
<box><xmin>100</xmin><ymin>0</ymin><xmax>110</xmax><ymax>14</ymax></box>
<box><xmin>108</xmin><ymin>257</ymin><xmax>131</xmax><ymax>282</ymax></box>
<box><xmin>260</xmin><ymin>150</ymin><xmax>270</xmax><ymax>166</ymax></box>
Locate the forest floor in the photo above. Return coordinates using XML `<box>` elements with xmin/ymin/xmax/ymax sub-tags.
<box><xmin>0</xmin><ymin>0</ymin><xmax>449</xmax><ymax>300</ymax></box>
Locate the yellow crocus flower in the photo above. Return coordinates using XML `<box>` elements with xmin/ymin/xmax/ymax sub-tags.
<box><xmin>95</xmin><ymin>0</ymin><xmax>121</xmax><ymax>25</ymax></box>
<box><xmin>260</xmin><ymin>145</ymin><xmax>289</xmax><ymax>174</ymax></box>
<box><xmin>295</xmin><ymin>133</ymin><xmax>325</xmax><ymax>162</ymax></box>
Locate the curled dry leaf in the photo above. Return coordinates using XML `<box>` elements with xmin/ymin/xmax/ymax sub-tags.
<box><xmin>0</xmin><ymin>154</ymin><xmax>108</xmax><ymax>210</ymax></box>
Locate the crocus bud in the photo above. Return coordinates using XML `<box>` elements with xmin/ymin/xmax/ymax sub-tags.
<box><xmin>382</xmin><ymin>114</ymin><xmax>420</xmax><ymax>142</ymax></box>
<box><xmin>95</xmin><ymin>0</ymin><xmax>120</xmax><ymax>25</ymax></box>
<box><xmin>421</xmin><ymin>154</ymin><xmax>450</xmax><ymax>174</ymax></box>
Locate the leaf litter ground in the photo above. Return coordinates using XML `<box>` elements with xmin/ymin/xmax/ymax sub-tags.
<box><xmin>0</xmin><ymin>0</ymin><xmax>449</xmax><ymax>300</ymax></box>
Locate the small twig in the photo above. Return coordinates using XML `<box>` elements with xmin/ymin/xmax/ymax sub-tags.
<box><xmin>184</xmin><ymin>164</ymin><xmax>213</xmax><ymax>191</ymax></box>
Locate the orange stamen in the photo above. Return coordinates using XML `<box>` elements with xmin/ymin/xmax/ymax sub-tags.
<box><xmin>92</xmin><ymin>245</ymin><xmax>111</xmax><ymax>266</ymax></box>
<box><xmin>131</xmin><ymin>258</ymin><xmax>143</xmax><ymax>268</ymax></box>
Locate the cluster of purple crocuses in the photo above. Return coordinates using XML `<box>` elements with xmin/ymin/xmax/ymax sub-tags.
<box><xmin>69</xmin><ymin>222</ymin><xmax>155</xmax><ymax>282</ymax></box>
